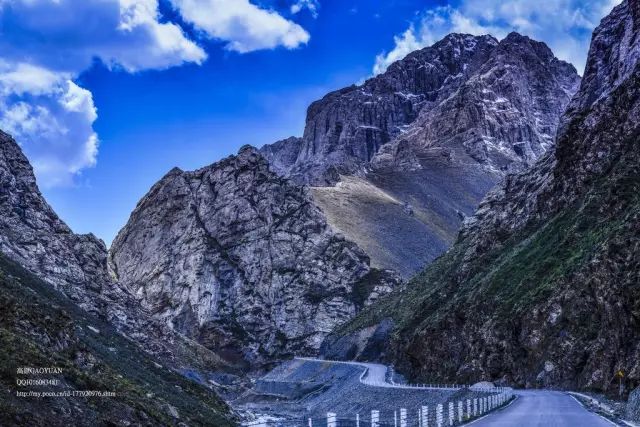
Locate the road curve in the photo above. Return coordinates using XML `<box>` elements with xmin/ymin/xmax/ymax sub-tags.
<box><xmin>294</xmin><ymin>357</ymin><xmax>462</xmax><ymax>390</ymax></box>
<box><xmin>469</xmin><ymin>390</ymin><xmax>616</xmax><ymax>427</ymax></box>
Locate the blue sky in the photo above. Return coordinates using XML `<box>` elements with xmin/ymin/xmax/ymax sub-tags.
<box><xmin>0</xmin><ymin>0</ymin><xmax>620</xmax><ymax>245</ymax></box>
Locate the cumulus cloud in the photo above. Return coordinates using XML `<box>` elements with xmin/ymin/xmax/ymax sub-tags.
<box><xmin>0</xmin><ymin>0</ymin><xmax>207</xmax><ymax>74</ymax></box>
<box><xmin>0</xmin><ymin>71</ymin><xmax>98</xmax><ymax>187</ymax></box>
<box><xmin>373</xmin><ymin>0</ymin><xmax>622</xmax><ymax>76</ymax></box>
<box><xmin>291</xmin><ymin>0</ymin><xmax>319</xmax><ymax>18</ymax></box>
<box><xmin>0</xmin><ymin>0</ymin><xmax>312</xmax><ymax>187</ymax></box>
<box><xmin>0</xmin><ymin>0</ymin><xmax>208</xmax><ymax>187</ymax></box>
<box><xmin>170</xmin><ymin>0</ymin><xmax>310</xmax><ymax>53</ymax></box>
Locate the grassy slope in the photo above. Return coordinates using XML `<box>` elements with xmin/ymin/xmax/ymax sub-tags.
<box><xmin>335</xmin><ymin>144</ymin><xmax>639</xmax><ymax>385</ymax></box>
<box><xmin>0</xmin><ymin>254</ymin><xmax>237</xmax><ymax>427</ymax></box>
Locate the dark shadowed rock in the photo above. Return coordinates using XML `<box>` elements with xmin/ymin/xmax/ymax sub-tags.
<box><xmin>627</xmin><ymin>387</ymin><xmax>640</xmax><ymax>421</ymax></box>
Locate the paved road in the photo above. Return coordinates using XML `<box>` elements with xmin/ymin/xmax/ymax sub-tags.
<box><xmin>470</xmin><ymin>390</ymin><xmax>616</xmax><ymax>426</ymax></box>
<box><xmin>294</xmin><ymin>358</ymin><xmax>614</xmax><ymax>426</ymax></box>
<box><xmin>294</xmin><ymin>357</ymin><xmax>460</xmax><ymax>390</ymax></box>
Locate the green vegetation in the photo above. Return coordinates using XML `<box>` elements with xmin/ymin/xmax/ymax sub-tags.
<box><xmin>337</xmin><ymin>145</ymin><xmax>640</xmax><ymax>346</ymax></box>
<box><xmin>0</xmin><ymin>254</ymin><xmax>236</xmax><ymax>426</ymax></box>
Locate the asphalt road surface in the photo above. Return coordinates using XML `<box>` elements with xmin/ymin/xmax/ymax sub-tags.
<box><xmin>295</xmin><ymin>357</ymin><xmax>458</xmax><ymax>389</ymax></box>
<box><xmin>469</xmin><ymin>390</ymin><xmax>616</xmax><ymax>426</ymax></box>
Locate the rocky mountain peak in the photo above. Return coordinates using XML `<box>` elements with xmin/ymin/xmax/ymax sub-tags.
<box><xmin>259</xmin><ymin>136</ymin><xmax>303</xmax><ymax>178</ymax></box>
<box><xmin>463</xmin><ymin>0</ymin><xmax>640</xmax><ymax>254</ymax></box>
<box><xmin>0</xmin><ymin>129</ymin><xmax>250</xmax><ymax>383</ymax></box>
<box><xmin>566</xmin><ymin>0</ymin><xmax>640</xmax><ymax>114</ymax></box>
<box><xmin>261</xmin><ymin>33</ymin><xmax>501</xmax><ymax>185</ymax></box>
<box><xmin>261</xmin><ymin>32</ymin><xmax>579</xmax><ymax>186</ymax></box>
<box><xmin>110</xmin><ymin>146</ymin><xmax>401</xmax><ymax>366</ymax></box>
<box><xmin>0</xmin><ymin>130</ymin><xmax>109</xmax><ymax>296</ymax></box>
<box><xmin>256</xmin><ymin>31</ymin><xmax>580</xmax><ymax>278</ymax></box>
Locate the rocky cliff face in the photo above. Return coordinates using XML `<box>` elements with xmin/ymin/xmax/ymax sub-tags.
<box><xmin>0</xmin><ymin>130</ymin><xmax>239</xmax><ymax>369</ymax></box>
<box><xmin>263</xmin><ymin>32</ymin><xmax>579</xmax><ymax>186</ymax></box>
<box><xmin>0</xmin><ymin>131</ymin><xmax>211</xmax><ymax>365</ymax></box>
<box><xmin>0</xmin><ymin>131</ymin><xmax>235</xmax><ymax>424</ymax></box>
<box><xmin>110</xmin><ymin>146</ymin><xmax>400</xmax><ymax>367</ymax></box>
<box><xmin>373</xmin><ymin>32</ymin><xmax>580</xmax><ymax>175</ymax></box>
<box><xmin>324</xmin><ymin>0</ymin><xmax>640</xmax><ymax>394</ymax></box>
<box><xmin>261</xmin><ymin>32</ymin><xmax>580</xmax><ymax>277</ymax></box>
<box><xmin>262</xmin><ymin>34</ymin><xmax>499</xmax><ymax>186</ymax></box>
<box><xmin>0</xmin><ymin>131</ymin><xmax>110</xmax><ymax>302</ymax></box>
<box><xmin>628</xmin><ymin>387</ymin><xmax>640</xmax><ymax>422</ymax></box>
<box><xmin>0</xmin><ymin>130</ymin><xmax>112</xmax><ymax>313</ymax></box>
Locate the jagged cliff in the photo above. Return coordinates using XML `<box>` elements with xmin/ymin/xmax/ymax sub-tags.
<box><xmin>0</xmin><ymin>130</ymin><xmax>112</xmax><ymax>306</ymax></box>
<box><xmin>261</xmin><ymin>32</ymin><xmax>580</xmax><ymax>277</ymax></box>
<box><xmin>323</xmin><ymin>0</ymin><xmax>640</xmax><ymax>394</ymax></box>
<box><xmin>110</xmin><ymin>146</ymin><xmax>400</xmax><ymax>368</ymax></box>
<box><xmin>0</xmin><ymin>131</ymin><xmax>235</xmax><ymax>425</ymax></box>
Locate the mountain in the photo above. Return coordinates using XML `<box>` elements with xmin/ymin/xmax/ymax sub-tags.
<box><xmin>0</xmin><ymin>253</ymin><xmax>235</xmax><ymax>427</ymax></box>
<box><xmin>322</xmin><ymin>0</ymin><xmax>640</xmax><ymax>393</ymax></box>
<box><xmin>0</xmin><ymin>131</ymin><xmax>235</xmax><ymax>425</ymax></box>
<box><xmin>261</xmin><ymin>32</ymin><xmax>581</xmax><ymax>277</ymax></box>
<box><xmin>109</xmin><ymin>146</ymin><xmax>400</xmax><ymax>368</ymax></box>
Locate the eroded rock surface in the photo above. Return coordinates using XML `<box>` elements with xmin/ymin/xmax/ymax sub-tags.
<box><xmin>110</xmin><ymin>146</ymin><xmax>400</xmax><ymax>367</ymax></box>
<box><xmin>261</xmin><ymin>32</ymin><xmax>580</xmax><ymax>277</ymax></box>
<box><xmin>0</xmin><ymin>129</ymin><xmax>235</xmax><ymax>373</ymax></box>
<box><xmin>325</xmin><ymin>0</ymin><xmax>640</xmax><ymax>393</ymax></box>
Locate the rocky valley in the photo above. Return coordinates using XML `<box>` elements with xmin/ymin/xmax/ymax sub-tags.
<box><xmin>0</xmin><ymin>131</ymin><xmax>236</xmax><ymax>425</ymax></box>
<box><xmin>0</xmin><ymin>0</ymin><xmax>638</xmax><ymax>425</ymax></box>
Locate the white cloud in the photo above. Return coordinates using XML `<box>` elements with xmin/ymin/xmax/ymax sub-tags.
<box><xmin>373</xmin><ymin>0</ymin><xmax>623</xmax><ymax>76</ymax></box>
<box><xmin>0</xmin><ymin>74</ymin><xmax>98</xmax><ymax>187</ymax></box>
<box><xmin>0</xmin><ymin>1</ymin><xmax>312</xmax><ymax>186</ymax></box>
<box><xmin>291</xmin><ymin>0</ymin><xmax>319</xmax><ymax>18</ymax></box>
<box><xmin>169</xmin><ymin>0</ymin><xmax>310</xmax><ymax>53</ymax></box>
<box><xmin>0</xmin><ymin>0</ymin><xmax>206</xmax><ymax>74</ymax></box>
<box><xmin>373</xmin><ymin>27</ymin><xmax>422</xmax><ymax>76</ymax></box>
<box><xmin>0</xmin><ymin>0</ymin><xmax>211</xmax><ymax>187</ymax></box>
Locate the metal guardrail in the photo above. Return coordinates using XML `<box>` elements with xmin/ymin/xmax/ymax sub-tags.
<box><xmin>246</xmin><ymin>358</ymin><xmax>515</xmax><ymax>427</ymax></box>
<box><xmin>294</xmin><ymin>357</ymin><xmax>509</xmax><ymax>393</ymax></box>
<box><xmin>244</xmin><ymin>390</ymin><xmax>516</xmax><ymax>427</ymax></box>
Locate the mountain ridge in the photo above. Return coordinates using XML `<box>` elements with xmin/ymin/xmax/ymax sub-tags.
<box><xmin>261</xmin><ymin>31</ymin><xmax>581</xmax><ymax>277</ymax></box>
<box><xmin>322</xmin><ymin>0</ymin><xmax>640</xmax><ymax>394</ymax></box>
<box><xmin>0</xmin><ymin>131</ymin><xmax>236</xmax><ymax>425</ymax></box>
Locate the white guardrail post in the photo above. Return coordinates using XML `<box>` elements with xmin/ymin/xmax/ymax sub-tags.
<box><xmin>421</xmin><ymin>406</ymin><xmax>429</xmax><ymax>427</ymax></box>
<box><xmin>327</xmin><ymin>412</ymin><xmax>337</xmax><ymax>427</ymax></box>
<box><xmin>400</xmin><ymin>408</ymin><xmax>407</xmax><ymax>427</ymax></box>
<box><xmin>436</xmin><ymin>403</ymin><xmax>443</xmax><ymax>427</ymax></box>
<box><xmin>448</xmin><ymin>402</ymin><xmax>454</xmax><ymax>426</ymax></box>
<box><xmin>371</xmin><ymin>410</ymin><xmax>379</xmax><ymax>427</ymax></box>
<box><xmin>457</xmin><ymin>401</ymin><xmax>463</xmax><ymax>423</ymax></box>
<box><xmin>473</xmin><ymin>398</ymin><xmax>477</xmax><ymax>417</ymax></box>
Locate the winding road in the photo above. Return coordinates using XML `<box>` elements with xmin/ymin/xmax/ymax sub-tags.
<box><xmin>294</xmin><ymin>357</ymin><xmax>461</xmax><ymax>390</ymax></box>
